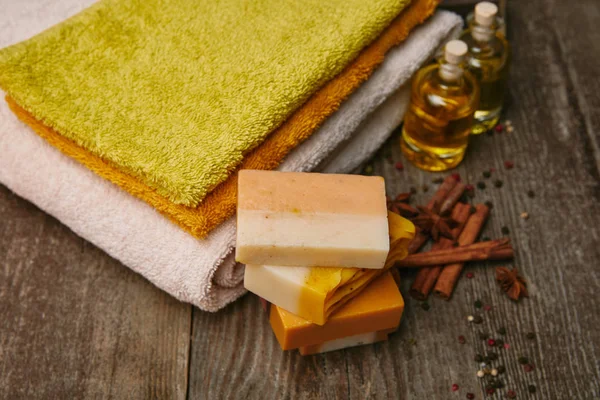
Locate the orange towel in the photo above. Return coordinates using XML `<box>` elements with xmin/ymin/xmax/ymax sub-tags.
<box><xmin>9</xmin><ymin>0</ymin><xmax>439</xmax><ymax>239</ymax></box>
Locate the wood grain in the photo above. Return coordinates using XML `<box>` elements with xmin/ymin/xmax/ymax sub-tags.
<box><xmin>2</xmin><ymin>0</ymin><xmax>600</xmax><ymax>398</ymax></box>
<box><xmin>0</xmin><ymin>186</ymin><xmax>191</xmax><ymax>399</ymax></box>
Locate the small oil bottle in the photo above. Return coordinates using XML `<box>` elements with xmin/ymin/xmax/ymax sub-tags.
<box><xmin>401</xmin><ymin>40</ymin><xmax>479</xmax><ymax>172</ymax></box>
<box><xmin>461</xmin><ymin>1</ymin><xmax>510</xmax><ymax>134</ymax></box>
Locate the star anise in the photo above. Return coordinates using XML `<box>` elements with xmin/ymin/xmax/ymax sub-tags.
<box><xmin>410</xmin><ymin>205</ymin><xmax>459</xmax><ymax>241</ymax></box>
<box><xmin>387</xmin><ymin>192</ymin><xmax>418</xmax><ymax>218</ymax></box>
<box><xmin>496</xmin><ymin>267</ymin><xmax>528</xmax><ymax>301</ymax></box>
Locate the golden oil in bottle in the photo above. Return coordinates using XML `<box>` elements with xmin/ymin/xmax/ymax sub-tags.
<box><xmin>401</xmin><ymin>40</ymin><xmax>479</xmax><ymax>172</ymax></box>
<box><xmin>461</xmin><ymin>1</ymin><xmax>510</xmax><ymax>134</ymax></box>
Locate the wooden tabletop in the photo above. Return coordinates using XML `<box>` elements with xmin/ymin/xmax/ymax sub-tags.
<box><xmin>1</xmin><ymin>0</ymin><xmax>599</xmax><ymax>398</ymax></box>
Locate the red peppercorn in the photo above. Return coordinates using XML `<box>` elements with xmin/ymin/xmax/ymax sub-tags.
<box><xmin>458</xmin><ymin>335</ymin><xmax>466</xmax><ymax>344</ymax></box>
<box><xmin>452</xmin><ymin>384</ymin><xmax>459</xmax><ymax>392</ymax></box>
<box><xmin>486</xmin><ymin>388</ymin><xmax>495</xmax><ymax>396</ymax></box>
<box><xmin>466</xmin><ymin>394</ymin><xmax>475</xmax><ymax>400</ymax></box>
<box><xmin>395</xmin><ymin>161</ymin><xmax>404</xmax><ymax>171</ymax></box>
<box><xmin>466</xmin><ymin>272</ymin><xmax>474</xmax><ymax>279</ymax></box>
<box><xmin>451</xmin><ymin>173</ymin><xmax>461</xmax><ymax>182</ymax></box>
<box><xmin>487</xmin><ymin>339</ymin><xmax>496</xmax><ymax>347</ymax></box>
<box><xmin>484</xmin><ymin>305</ymin><xmax>492</xmax><ymax>311</ymax></box>
<box><xmin>507</xmin><ymin>389</ymin><xmax>517</xmax><ymax>398</ymax></box>
<box><xmin>524</xmin><ymin>364</ymin><xmax>535</xmax><ymax>372</ymax></box>
<box><xmin>495</xmin><ymin>124</ymin><xmax>504</xmax><ymax>133</ymax></box>
<box><xmin>504</xmin><ymin>160</ymin><xmax>514</xmax><ymax>169</ymax></box>
<box><xmin>465</xmin><ymin>184</ymin><xmax>474</xmax><ymax>191</ymax></box>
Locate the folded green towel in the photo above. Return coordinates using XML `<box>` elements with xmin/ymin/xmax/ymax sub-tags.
<box><xmin>0</xmin><ymin>0</ymin><xmax>410</xmax><ymax>206</ymax></box>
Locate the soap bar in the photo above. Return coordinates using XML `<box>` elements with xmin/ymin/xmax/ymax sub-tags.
<box><xmin>298</xmin><ymin>329</ymin><xmax>393</xmax><ymax>355</ymax></box>
<box><xmin>244</xmin><ymin>211</ymin><xmax>414</xmax><ymax>325</ymax></box>
<box><xmin>236</xmin><ymin>170</ymin><xmax>389</xmax><ymax>269</ymax></box>
<box><xmin>269</xmin><ymin>272</ymin><xmax>404</xmax><ymax>350</ymax></box>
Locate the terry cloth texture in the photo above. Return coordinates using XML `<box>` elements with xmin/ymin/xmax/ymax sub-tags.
<box><xmin>0</xmin><ymin>0</ymin><xmax>411</xmax><ymax>207</ymax></box>
<box><xmin>7</xmin><ymin>0</ymin><xmax>441</xmax><ymax>239</ymax></box>
<box><xmin>0</xmin><ymin>2</ymin><xmax>462</xmax><ymax>311</ymax></box>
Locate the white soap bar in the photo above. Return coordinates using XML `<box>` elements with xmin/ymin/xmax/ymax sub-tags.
<box><xmin>299</xmin><ymin>330</ymin><xmax>390</xmax><ymax>355</ymax></box>
<box><xmin>236</xmin><ymin>170</ymin><xmax>389</xmax><ymax>269</ymax></box>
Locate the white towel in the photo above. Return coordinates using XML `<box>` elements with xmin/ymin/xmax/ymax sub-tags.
<box><xmin>0</xmin><ymin>2</ymin><xmax>462</xmax><ymax>311</ymax></box>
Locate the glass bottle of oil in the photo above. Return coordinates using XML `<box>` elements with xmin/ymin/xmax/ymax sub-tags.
<box><xmin>401</xmin><ymin>40</ymin><xmax>479</xmax><ymax>172</ymax></box>
<box><xmin>461</xmin><ymin>1</ymin><xmax>510</xmax><ymax>134</ymax></box>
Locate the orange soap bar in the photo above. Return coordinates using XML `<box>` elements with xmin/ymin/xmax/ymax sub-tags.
<box><xmin>270</xmin><ymin>272</ymin><xmax>404</xmax><ymax>350</ymax></box>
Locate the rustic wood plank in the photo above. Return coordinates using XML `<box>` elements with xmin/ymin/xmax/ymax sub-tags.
<box><xmin>0</xmin><ymin>186</ymin><xmax>192</xmax><ymax>400</ymax></box>
<box><xmin>188</xmin><ymin>0</ymin><xmax>600</xmax><ymax>398</ymax></box>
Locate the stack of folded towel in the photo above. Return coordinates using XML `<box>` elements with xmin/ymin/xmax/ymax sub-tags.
<box><xmin>0</xmin><ymin>0</ymin><xmax>462</xmax><ymax>311</ymax></box>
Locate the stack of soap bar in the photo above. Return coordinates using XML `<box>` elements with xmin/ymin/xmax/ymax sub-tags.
<box><xmin>269</xmin><ymin>272</ymin><xmax>404</xmax><ymax>354</ymax></box>
<box><xmin>244</xmin><ymin>211</ymin><xmax>414</xmax><ymax>325</ymax></box>
<box><xmin>236</xmin><ymin>170</ymin><xmax>390</xmax><ymax>269</ymax></box>
<box><xmin>237</xmin><ymin>170</ymin><xmax>415</xmax><ymax>354</ymax></box>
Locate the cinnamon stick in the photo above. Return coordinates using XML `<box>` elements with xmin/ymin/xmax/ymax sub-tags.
<box><xmin>434</xmin><ymin>204</ymin><xmax>491</xmax><ymax>300</ymax></box>
<box><xmin>439</xmin><ymin>182</ymin><xmax>466</xmax><ymax>216</ymax></box>
<box><xmin>407</xmin><ymin>175</ymin><xmax>459</xmax><ymax>253</ymax></box>
<box><xmin>397</xmin><ymin>238</ymin><xmax>513</xmax><ymax>267</ymax></box>
<box><xmin>409</xmin><ymin>202</ymin><xmax>472</xmax><ymax>300</ymax></box>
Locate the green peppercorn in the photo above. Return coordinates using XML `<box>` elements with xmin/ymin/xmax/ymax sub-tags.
<box><xmin>494</xmin><ymin>179</ymin><xmax>503</xmax><ymax>188</ymax></box>
<box><xmin>421</xmin><ymin>302</ymin><xmax>430</xmax><ymax>311</ymax></box>
<box><xmin>518</xmin><ymin>356</ymin><xmax>529</xmax><ymax>365</ymax></box>
<box><xmin>526</xmin><ymin>332</ymin><xmax>536</xmax><ymax>340</ymax></box>
<box><xmin>485</xmin><ymin>200</ymin><xmax>494</xmax><ymax>209</ymax></box>
<box><xmin>477</xmin><ymin>182</ymin><xmax>486</xmax><ymax>190</ymax></box>
<box><xmin>501</xmin><ymin>226</ymin><xmax>510</xmax><ymax>235</ymax></box>
<box><xmin>479</xmin><ymin>332</ymin><xmax>489</xmax><ymax>340</ymax></box>
<box><xmin>497</xmin><ymin>327</ymin><xmax>507</xmax><ymax>335</ymax></box>
<box><xmin>483</xmin><ymin>171</ymin><xmax>491</xmax><ymax>179</ymax></box>
<box><xmin>497</xmin><ymin>365</ymin><xmax>506</xmax><ymax>374</ymax></box>
<box><xmin>474</xmin><ymin>300</ymin><xmax>483</xmax><ymax>309</ymax></box>
<box><xmin>495</xmin><ymin>339</ymin><xmax>504</xmax><ymax>348</ymax></box>
<box><xmin>528</xmin><ymin>385</ymin><xmax>537</xmax><ymax>393</ymax></box>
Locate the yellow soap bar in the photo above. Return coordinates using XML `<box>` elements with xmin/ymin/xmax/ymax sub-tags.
<box><xmin>244</xmin><ymin>211</ymin><xmax>414</xmax><ymax>325</ymax></box>
<box><xmin>236</xmin><ymin>170</ymin><xmax>390</xmax><ymax>269</ymax></box>
<box><xmin>269</xmin><ymin>272</ymin><xmax>404</xmax><ymax>350</ymax></box>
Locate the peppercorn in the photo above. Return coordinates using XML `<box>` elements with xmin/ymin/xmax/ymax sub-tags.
<box><xmin>466</xmin><ymin>393</ymin><xmax>475</xmax><ymax>400</ymax></box>
<box><xmin>487</xmin><ymin>339</ymin><xmax>496</xmax><ymax>347</ymax></box>
<box><xmin>473</xmin><ymin>315</ymin><xmax>483</xmax><ymax>324</ymax></box>
<box><xmin>466</xmin><ymin>272</ymin><xmax>474</xmax><ymax>279</ymax></box>
<box><xmin>421</xmin><ymin>302</ymin><xmax>430</xmax><ymax>311</ymax></box>
<box><xmin>495</xmin><ymin>339</ymin><xmax>504</xmax><ymax>348</ymax></box>
<box><xmin>497</xmin><ymin>327</ymin><xmax>506</xmax><ymax>335</ymax></box>
<box><xmin>507</xmin><ymin>389</ymin><xmax>516</xmax><ymax>399</ymax></box>
<box><xmin>481</xmin><ymin>236</ymin><xmax>491</xmax><ymax>242</ymax></box>
<box><xmin>458</xmin><ymin>335</ymin><xmax>466</xmax><ymax>344</ymax></box>
<box><xmin>422</xmin><ymin>184</ymin><xmax>429</xmax><ymax>192</ymax></box>
<box><xmin>487</xmin><ymin>352</ymin><xmax>498</xmax><ymax>361</ymax></box>
<box><xmin>410</xmin><ymin>186</ymin><xmax>417</xmax><ymax>194</ymax></box>
<box><xmin>477</xmin><ymin>181</ymin><xmax>486</xmax><ymax>190</ymax></box>
<box><xmin>497</xmin><ymin>365</ymin><xmax>506</xmax><ymax>374</ymax></box>
<box><xmin>483</xmin><ymin>170</ymin><xmax>491</xmax><ymax>179</ymax></box>
<box><xmin>527</xmin><ymin>190</ymin><xmax>535</xmax><ymax>198</ymax></box>
<box><xmin>524</xmin><ymin>364</ymin><xmax>535</xmax><ymax>372</ymax></box>
<box><xmin>474</xmin><ymin>354</ymin><xmax>484</xmax><ymax>362</ymax></box>
<box><xmin>484</xmin><ymin>200</ymin><xmax>493</xmax><ymax>209</ymax></box>
<box><xmin>504</xmin><ymin>160</ymin><xmax>514</xmax><ymax>169</ymax></box>
<box><xmin>363</xmin><ymin>165</ymin><xmax>373</xmax><ymax>175</ymax></box>
<box><xmin>518</xmin><ymin>356</ymin><xmax>529</xmax><ymax>365</ymax></box>
<box><xmin>494</xmin><ymin>179</ymin><xmax>503</xmax><ymax>188</ymax></box>
<box><xmin>501</xmin><ymin>226</ymin><xmax>510</xmax><ymax>235</ymax></box>
<box><xmin>433</xmin><ymin>177</ymin><xmax>444</xmax><ymax>184</ymax></box>
<box><xmin>528</xmin><ymin>385</ymin><xmax>537</xmax><ymax>393</ymax></box>
<box><xmin>395</xmin><ymin>161</ymin><xmax>404</xmax><ymax>171</ymax></box>
<box><xmin>486</xmin><ymin>387</ymin><xmax>495</xmax><ymax>396</ymax></box>
<box><xmin>479</xmin><ymin>332</ymin><xmax>489</xmax><ymax>340</ymax></box>
<box><xmin>452</xmin><ymin>384</ymin><xmax>459</xmax><ymax>392</ymax></box>
<box><xmin>526</xmin><ymin>332</ymin><xmax>536</xmax><ymax>340</ymax></box>
<box><xmin>474</xmin><ymin>300</ymin><xmax>482</xmax><ymax>308</ymax></box>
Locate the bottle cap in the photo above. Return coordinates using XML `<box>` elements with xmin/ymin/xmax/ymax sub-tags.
<box><xmin>475</xmin><ymin>2</ymin><xmax>498</xmax><ymax>27</ymax></box>
<box><xmin>444</xmin><ymin>40</ymin><xmax>468</xmax><ymax>65</ymax></box>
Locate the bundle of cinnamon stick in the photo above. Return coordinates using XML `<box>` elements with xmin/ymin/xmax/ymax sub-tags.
<box><xmin>388</xmin><ymin>175</ymin><xmax>514</xmax><ymax>300</ymax></box>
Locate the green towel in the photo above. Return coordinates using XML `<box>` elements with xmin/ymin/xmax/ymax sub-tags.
<box><xmin>0</xmin><ymin>0</ymin><xmax>410</xmax><ymax>206</ymax></box>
